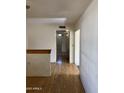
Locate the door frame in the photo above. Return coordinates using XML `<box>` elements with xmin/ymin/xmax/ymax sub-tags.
<box><xmin>74</xmin><ymin>29</ymin><xmax>80</xmax><ymax>66</ymax></box>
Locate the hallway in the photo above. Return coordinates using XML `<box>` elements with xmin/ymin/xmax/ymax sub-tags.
<box><xmin>26</xmin><ymin>0</ymin><xmax>98</xmax><ymax>93</ymax></box>
<box><xmin>27</xmin><ymin>63</ymin><xmax>85</xmax><ymax>93</ymax></box>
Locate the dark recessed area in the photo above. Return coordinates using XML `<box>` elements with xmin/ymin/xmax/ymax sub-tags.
<box><xmin>59</xmin><ymin>26</ymin><xmax>66</xmax><ymax>28</ymax></box>
<box><xmin>26</xmin><ymin>5</ymin><xmax>30</xmax><ymax>9</ymax></box>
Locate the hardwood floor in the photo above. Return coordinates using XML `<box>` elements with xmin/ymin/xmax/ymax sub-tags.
<box><xmin>26</xmin><ymin>63</ymin><xmax>85</xmax><ymax>93</ymax></box>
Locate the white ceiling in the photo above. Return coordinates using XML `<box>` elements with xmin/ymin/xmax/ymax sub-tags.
<box><xmin>26</xmin><ymin>0</ymin><xmax>92</xmax><ymax>25</ymax></box>
<box><xmin>27</xmin><ymin>18</ymin><xmax>67</xmax><ymax>25</ymax></box>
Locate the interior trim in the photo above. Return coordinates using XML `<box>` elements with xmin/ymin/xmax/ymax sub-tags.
<box><xmin>27</xmin><ymin>49</ymin><xmax>51</xmax><ymax>54</ymax></box>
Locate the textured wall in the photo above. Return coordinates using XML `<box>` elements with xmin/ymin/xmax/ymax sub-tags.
<box><xmin>76</xmin><ymin>0</ymin><xmax>98</xmax><ymax>93</ymax></box>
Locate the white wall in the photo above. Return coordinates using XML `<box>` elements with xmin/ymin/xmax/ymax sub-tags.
<box><xmin>75</xmin><ymin>29</ymin><xmax>80</xmax><ymax>66</ymax></box>
<box><xmin>27</xmin><ymin>20</ymin><xmax>74</xmax><ymax>63</ymax></box>
<box><xmin>27</xmin><ymin>54</ymin><xmax>51</xmax><ymax>76</ymax></box>
<box><xmin>27</xmin><ymin>23</ymin><xmax>58</xmax><ymax>62</ymax></box>
<box><xmin>76</xmin><ymin>0</ymin><xmax>98</xmax><ymax>93</ymax></box>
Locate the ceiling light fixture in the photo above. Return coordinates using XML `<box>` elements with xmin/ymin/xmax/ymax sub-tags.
<box><xmin>58</xmin><ymin>34</ymin><xmax>62</xmax><ymax>37</ymax></box>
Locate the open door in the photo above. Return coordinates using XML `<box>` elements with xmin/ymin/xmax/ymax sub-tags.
<box><xmin>56</xmin><ymin>30</ymin><xmax>69</xmax><ymax>63</ymax></box>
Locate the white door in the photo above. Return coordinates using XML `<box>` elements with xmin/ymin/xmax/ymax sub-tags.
<box><xmin>75</xmin><ymin>30</ymin><xmax>80</xmax><ymax>66</ymax></box>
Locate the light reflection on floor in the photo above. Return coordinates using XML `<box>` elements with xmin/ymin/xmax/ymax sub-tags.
<box><xmin>57</xmin><ymin>56</ymin><xmax>62</xmax><ymax>64</ymax></box>
<box><xmin>57</xmin><ymin>54</ymin><xmax>69</xmax><ymax>64</ymax></box>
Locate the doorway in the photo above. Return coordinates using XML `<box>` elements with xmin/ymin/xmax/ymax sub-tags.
<box><xmin>75</xmin><ymin>29</ymin><xmax>80</xmax><ymax>66</ymax></box>
<box><xmin>56</xmin><ymin>30</ymin><xmax>70</xmax><ymax>63</ymax></box>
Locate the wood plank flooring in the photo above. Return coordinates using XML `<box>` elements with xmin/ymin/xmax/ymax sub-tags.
<box><xmin>26</xmin><ymin>63</ymin><xmax>85</xmax><ymax>93</ymax></box>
